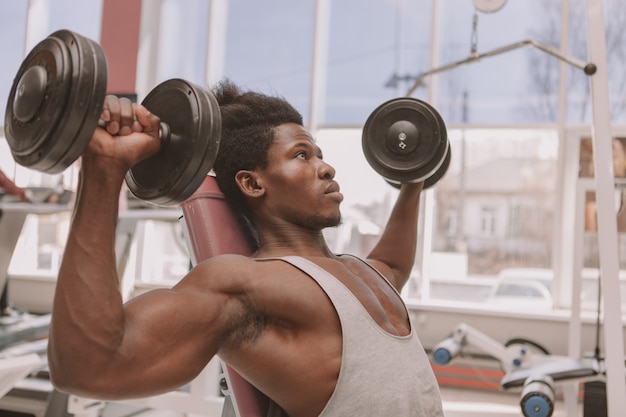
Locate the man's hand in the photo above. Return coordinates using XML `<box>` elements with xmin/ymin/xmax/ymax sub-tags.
<box><xmin>84</xmin><ymin>95</ymin><xmax>162</xmax><ymax>173</ymax></box>
<box><xmin>18</xmin><ymin>188</ymin><xmax>33</xmax><ymax>202</ymax></box>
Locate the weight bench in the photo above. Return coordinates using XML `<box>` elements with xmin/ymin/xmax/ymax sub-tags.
<box><xmin>180</xmin><ymin>176</ymin><xmax>271</xmax><ymax>417</ymax></box>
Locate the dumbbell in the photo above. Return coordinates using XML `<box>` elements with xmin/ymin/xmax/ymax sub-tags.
<box><xmin>520</xmin><ymin>375</ymin><xmax>555</xmax><ymax>417</ymax></box>
<box><xmin>4</xmin><ymin>29</ymin><xmax>221</xmax><ymax>206</ymax></box>
<box><xmin>362</xmin><ymin>96</ymin><xmax>450</xmax><ymax>189</ymax></box>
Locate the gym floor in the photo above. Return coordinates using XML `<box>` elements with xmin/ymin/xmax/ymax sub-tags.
<box><xmin>439</xmin><ymin>386</ymin><xmax>579</xmax><ymax>417</ymax></box>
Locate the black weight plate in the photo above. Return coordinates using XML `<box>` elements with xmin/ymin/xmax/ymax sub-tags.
<box><xmin>424</xmin><ymin>143</ymin><xmax>451</xmax><ymax>189</ymax></box>
<box><xmin>125</xmin><ymin>79</ymin><xmax>222</xmax><ymax>206</ymax></box>
<box><xmin>385</xmin><ymin>144</ymin><xmax>451</xmax><ymax>190</ymax></box>
<box><xmin>44</xmin><ymin>30</ymin><xmax>108</xmax><ymax>173</ymax></box>
<box><xmin>362</xmin><ymin>97</ymin><xmax>447</xmax><ymax>183</ymax></box>
<box><xmin>5</xmin><ymin>35</ymin><xmax>72</xmax><ymax>170</ymax></box>
<box><xmin>4</xmin><ymin>30</ymin><xmax>107</xmax><ymax>173</ymax></box>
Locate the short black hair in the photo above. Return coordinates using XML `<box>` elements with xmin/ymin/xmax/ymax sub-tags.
<box><xmin>211</xmin><ymin>79</ymin><xmax>303</xmax><ymax>224</ymax></box>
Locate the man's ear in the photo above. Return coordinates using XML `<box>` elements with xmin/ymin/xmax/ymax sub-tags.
<box><xmin>235</xmin><ymin>170</ymin><xmax>265</xmax><ymax>198</ymax></box>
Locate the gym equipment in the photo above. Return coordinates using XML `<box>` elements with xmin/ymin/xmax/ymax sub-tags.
<box><xmin>124</xmin><ymin>79</ymin><xmax>221</xmax><ymax>206</ymax></box>
<box><xmin>520</xmin><ymin>375</ymin><xmax>555</xmax><ymax>417</ymax></box>
<box><xmin>433</xmin><ymin>323</ymin><xmax>604</xmax><ymax>417</ymax></box>
<box><xmin>432</xmin><ymin>323</ymin><xmax>554</xmax><ymax>374</ymax></box>
<box><xmin>5</xmin><ymin>30</ymin><xmax>107</xmax><ymax>174</ymax></box>
<box><xmin>362</xmin><ymin>97</ymin><xmax>450</xmax><ymax>189</ymax></box>
<box><xmin>397</xmin><ymin>4</ymin><xmax>595</xmax><ymax>97</ymax></box>
<box><xmin>179</xmin><ymin>177</ymin><xmax>268</xmax><ymax>417</ymax></box>
<box><xmin>4</xmin><ymin>29</ymin><xmax>221</xmax><ymax>206</ymax></box>
<box><xmin>405</xmin><ymin>39</ymin><xmax>596</xmax><ymax>97</ymax></box>
<box><xmin>385</xmin><ymin>146</ymin><xmax>450</xmax><ymax>190</ymax></box>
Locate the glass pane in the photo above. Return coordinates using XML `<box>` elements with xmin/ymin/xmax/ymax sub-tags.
<box><xmin>605</xmin><ymin>0</ymin><xmax>626</xmax><ymax>124</ymax></box>
<box><xmin>436</xmin><ymin>0</ymin><xmax>564</xmax><ymax>124</ymax></box>
<box><xmin>48</xmin><ymin>0</ymin><xmax>103</xmax><ymax>40</ymax></box>
<box><xmin>224</xmin><ymin>0</ymin><xmax>314</xmax><ymax>124</ymax></box>
<box><xmin>430</xmin><ymin>128</ymin><xmax>558</xmax><ymax>308</ymax></box>
<box><xmin>0</xmin><ymin>2</ymin><xmax>28</xmax><ymax>123</ymax></box>
<box><xmin>566</xmin><ymin>0</ymin><xmax>626</xmax><ymax>124</ymax></box>
<box><xmin>578</xmin><ymin>136</ymin><xmax>626</xmax><ymax>310</ymax></box>
<box><xmin>565</xmin><ymin>0</ymin><xmax>591</xmax><ymax>125</ymax></box>
<box><xmin>324</xmin><ymin>0</ymin><xmax>433</xmax><ymax>126</ymax></box>
<box><xmin>154</xmin><ymin>0</ymin><xmax>209</xmax><ymax>86</ymax></box>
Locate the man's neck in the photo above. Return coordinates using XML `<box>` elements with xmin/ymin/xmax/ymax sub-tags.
<box><xmin>254</xmin><ymin>225</ymin><xmax>335</xmax><ymax>258</ymax></box>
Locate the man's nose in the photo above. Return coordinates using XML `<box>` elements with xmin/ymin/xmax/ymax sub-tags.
<box><xmin>318</xmin><ymin>160</ymin><xmax>336</xmax><ymax>180</ymax></box>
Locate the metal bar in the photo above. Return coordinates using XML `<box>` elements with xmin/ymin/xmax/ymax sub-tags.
<box><xmin>307</xmin><ymin>0</ymin><xmax>331</xmax><ymax>132</ymax></box>
<box><xmin>584</xmin><ymin>0</ymin><xmax>626</xmax><ymax>415</ymax></box>
<box><xmin>205</xmin><ymin>0</ymin><xmax>229</xmax><ymax>87</ymax></box>
<box><xmin>406</xmin><ymin>39</ymin><xmax>595</xmax><ymax>96</ymax></box>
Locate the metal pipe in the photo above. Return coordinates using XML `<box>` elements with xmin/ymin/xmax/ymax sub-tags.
<box><xmin>584</xmin><ymin>0</ymin><xmax>626</xmax><ymax>414</ymax></box>
<box><xmin>406</xmin><ymin>39</ymin><xmax>596</xmax><ymax>96</ymax></box>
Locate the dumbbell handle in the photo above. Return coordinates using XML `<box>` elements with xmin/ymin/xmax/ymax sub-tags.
<box><xmin>96</xmin><ymin>119</ymin><xmax>173</xmax><ymax>147</ymax></box>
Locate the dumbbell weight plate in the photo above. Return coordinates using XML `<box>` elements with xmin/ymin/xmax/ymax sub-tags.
<box><xmin>386</xmin><ymin>145</ymin><xmax>451</xmax><ymax>190</ymax></box>
<box><xmin>4</xmin><ymin>30</ymin><xmax>107</xmax><ymax>173</ymax></box>
<box><xmin>125</xmin><ymin>79</ymin><xmax>222</xmax><ymax>206</ymax></box>
<box><xmin>362</xmin><ymin>97</ymin><xmax>448</xmax><ymax>184</ymax></box>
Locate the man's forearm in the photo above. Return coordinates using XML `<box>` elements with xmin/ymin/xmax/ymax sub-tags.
<box><xmin>48</xmin><ymin>161</ymin><xmax>127</xmax><ymax>389</ymax></box>
<box><xmin>368</xmin><ymin>182</ymin><xmax>423</xmax><ymax>282</ymax></box>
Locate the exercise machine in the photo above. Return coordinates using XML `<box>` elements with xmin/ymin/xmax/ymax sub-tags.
<box><xmin>432</xmin><ymin>323</ymin><xmax>606</xmax><ymax>417</ymax></box>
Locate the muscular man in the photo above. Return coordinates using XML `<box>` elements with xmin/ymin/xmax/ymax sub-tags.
<box><xmin>47</xmin><ymin>81</ymin><xmax>444</xmax><ymax>417</ymax></box>
<box><xmin>0</xmin><ymin>168</ymin><xmax>30</xmax><ymax>324</ymax></box>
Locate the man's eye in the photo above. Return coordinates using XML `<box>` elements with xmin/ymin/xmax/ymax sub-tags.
<box><xmin>296</xmin><ymin>152</ymin><xmax>307</xmax><ymax>159</ymax></box>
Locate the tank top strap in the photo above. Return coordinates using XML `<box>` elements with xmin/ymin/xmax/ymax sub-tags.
<box><xmin>274</xmin><ymin>256</ymin><xmax>369</xmax><ymax>325</ymax></box>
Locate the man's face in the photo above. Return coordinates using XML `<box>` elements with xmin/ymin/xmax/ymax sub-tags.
<box><xmin>257</xmin><ymin>123</ymin><xmax>343</xmax><ymax>230</ymax></box>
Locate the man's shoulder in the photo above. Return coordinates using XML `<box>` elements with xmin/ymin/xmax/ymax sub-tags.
<box><xmin>192</xmin><ymin>254</ymin><xmax>258</xmax><ymax>279</ymax></box>
<box><xmin>190</xmin><ymin>254</ymin><xmax>290</xmax><ymax>286</ymax></box>
<box><xmin>203</xmin><ymin>254</ymin><xmax>306</xmax><ymax>270</ymax></box>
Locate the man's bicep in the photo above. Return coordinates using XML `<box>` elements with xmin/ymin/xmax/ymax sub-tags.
<box><xmin>103</xmin><ymin>282</ymin><xmax>236</xmax><ymax>396</ymax></box>
<box><xmin>124</xmin><ymin>279</ymin><xmax>235</xmax><ymax>356</ymax></box>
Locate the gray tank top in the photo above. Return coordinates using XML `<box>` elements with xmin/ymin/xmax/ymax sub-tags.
<box><xmin>266</xmin><ymin>255</ymin><xmax>444</xmax><ymax>417</ymax></box>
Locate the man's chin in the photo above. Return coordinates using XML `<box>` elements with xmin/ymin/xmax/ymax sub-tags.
<box><xmin>325</xmin><ymin>215</ymin><xmax>342</xmax><ymax>229</ymax></box>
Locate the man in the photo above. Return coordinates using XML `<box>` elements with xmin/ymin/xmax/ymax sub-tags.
<box><xmin>0</xmin><ymin>168</ymin><xmax>30</xmax><ymax>324</ymax></box>
<box><xmin>0</xmin><ymin>169</ymin><xmax>29</xmax><ymax>202</ymax></box>
<box><xmin>47</xmin><ymin>80</ymin><xmax>444</xmax><ymax>417</ymax></box>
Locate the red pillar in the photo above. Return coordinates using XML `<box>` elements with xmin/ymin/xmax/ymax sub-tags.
<box><xmin>99</xmin><ymin>0</ymin><xmax>143</xmax><ymax>101</ymax></box>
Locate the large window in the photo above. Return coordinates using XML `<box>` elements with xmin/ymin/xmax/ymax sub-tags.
<box><xmin>318</xmin><ymin>127</ymin><xmax>559</xmax><ymax>310</ymax></box>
